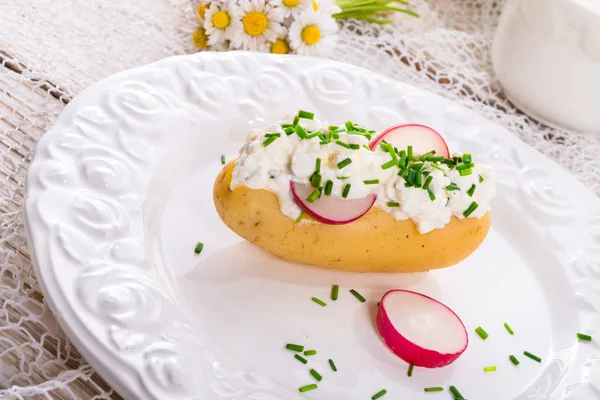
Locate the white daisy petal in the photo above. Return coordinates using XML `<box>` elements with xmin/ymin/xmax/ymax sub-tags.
<box><xmin>271</xmin><ymin>0</ymin><xmax>312</xmax><ymax>19</ymax></box>
<box><xmin>288</xmin><ymin>10</ymin><xmax>338</xmax><ymax>56</ymax></box>
<box><xmin>204</xmin><ymin>1</ymin><xmax>242</xmax><ymax>48</ymax></box>
<box><xmin>233</xmin><ymin>0</ymin><xmax>285</xmax><ymax>52</ymax></box>
<box><xmin>312</xmin><ymin>0</ymin><xmax>342</xmax><ymax>14</ymax></box>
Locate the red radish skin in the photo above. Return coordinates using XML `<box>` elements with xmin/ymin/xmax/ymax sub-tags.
<box><xmin>376</xmin><ymin>290</ymin><xmax>468</xmax><ymax>368</ymax></box>
<box><xmin>370</xmin><ymin>124</ymin><xmax>450</xmax><ymax>158</ymax></box>
<box><xmin>291</xmin><ymin>182</ymin><xmax>376</xmax><ymax>225</ymax></box>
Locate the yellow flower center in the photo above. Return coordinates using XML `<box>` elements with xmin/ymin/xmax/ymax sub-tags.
<box><xmin>212</xmin><ymin>10</ymin><xmax>230</xmax><ymax>29</ymax></box>
<box><xmin>192</xmin><ymin>28</ymin><xmax>209</xmax><ymax>49</ymax></box>
<box><xmin>243</xmin><ymin>11</ymin><xmax>269</xmax><ymax>36</ymax></box>
<box><xmin>312</xmin><ymin>1</ymin><xmax>319</xmax><ymax>10</ymax></box>
<box><xmin>283</xmin><ymin>0</ymin><xmax>300</xmax><ymax>7</ymax></box>
<box><xmin>301</xmin><ymin>25</ymin><xmax>321</xmax><ymax>46</ymax></box>
<box><xmin>271</xmin><ymin>39</ymin><xmax>290</xmax><ymax>54</ymax></box>
<box><xmin>197</xmin><ymin>4</ymin><xmax>208</xmax><ymax>19</ymax></box>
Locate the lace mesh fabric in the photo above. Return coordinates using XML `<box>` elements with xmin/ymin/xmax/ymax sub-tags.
<box><xmin>0</xmin><ymin>0</ymin><xmax>598</xmax><ymax>398</ymax></box>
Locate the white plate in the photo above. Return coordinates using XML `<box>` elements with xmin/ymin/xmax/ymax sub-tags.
<box><xmin>24</xmin><ymin>52</ymin><xmax>600</xmax><ymax>400</ymax></box>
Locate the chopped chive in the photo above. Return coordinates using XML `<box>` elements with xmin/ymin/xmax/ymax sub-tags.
<box><xmin>315</xmin><ymin>158</ymin><xmax>321</xmax><ymax>173</ymax></box>
<box><xmin>418</xmin><ymin>152</ymin><xmax>435</xmax><ymax>161</ymax></box>
<box><xmin>286</xmin><ymin>343</ymin><xmax>304</xmax><ymax>352</ymax></box>
<box><xmin>348</xmin><ymin>144</ymin><xmax>361</xmax><ymax>150</ymax></box>
<box><xmin>449</xmin><ymin>386</ymin><xmax>464</xmax><ymax>399</ymax></box>
<box><xmin>372</xmin><ymin>389</ymin><xmax>387</xmax><ymax>399</ymax></box>
<box><xmin>410</xmin><ymin>162</ymin><xmax>424</xmax><ymax>170</ymax></box>
<box><xmin>328</xmin><ymin>125</ymin><xmax>338</xmax><ymax>130</ymax></box>
<box><xmin>442</xmin><ymin>158</ymin><xmax>457</xmax><ymax>166</ymax></box>
<box><xmin>298</xmin><ymin>384</ymin><xmax>317</xmax><ymax>393</ymax></box>
<box><xmin>430</xmin><ymin>163</ymin><xmax>446</xmax><ymax>173</ymax></box>
<box><xmin>324</xmin><ymin>180</ymin><xmax>333</xmax><ymax>196</ymax></box>
<box><xmin>577</xmin><ymin>333</ymin><xmax>592</xmax><ymax>341</ymax></box>
<box><xmin>427</xmin><ymin>189</ymin><xmax>436</xmax><ymax>201</ymax></box>
<box><xmin>337</xmin><ymin>176</ymin><xmax>349</xmax><ymax>180</ymax></box>
<box><xmin>284</xmin><ymin>126</ymin><xmax>295</xmax><ymax>135</ymax></box>
<box><xmin>422</xmin><ymin>175</ymin><xmax>434</xmax><ymax>190</ymax></box>
<box><xmin>445</xmin><ymin>183</ymin><xmax>460</xmax><ymax>191</ymax></box>
<box><xmin>194</xmin><ymin>242</ymin><xmax>204</xmax><ymax>254</ymax></box>
<box><xmin>342</xmin><ymin>184</ymin><xmax>351</xmax><ymax>198</ymax></box>
<box><xmin>311</xmin><ymin>297</ymin><xmax>326</xmax><ymax>307</ymax></box>
<box><xmin>310</xmin><ymin>172</ymin><xmax>322</xmax><ymax>188</ymax></box>
<box><xmin>479</xmin><ymin>174</ymin><xmax>484</xmax><ymax>182</ymax></box>
<box><xmin>463</xmin><ymin>202</ymin><xmax>479</xmax><ymax>217</ymax></box>
<box><xmin>399</xmin><ymin>150</ymin><xmax>406</xmax><ymax>158</ymax></box>
<box><xmin>263</xmin><ymin>134</ymin><xmax>280</xmax><ymax>147</ymax></box>
<box><xmin>427</xmin><ymin>156</ymin><xmax>445</xmax><ymax>162</ymax></box>
<box><xmin>475</xmin><ymin>326</ymin><xmax>489</xmax><ymax>340</ymax></box>
<box><xmin>484</xmin><ymin>366</ymin><xmax>497</xmax><ymax>372</ymax></box>
<box><xmin>306</xmin><ymin>131</ymin><xmax>320</xmax><ymax>139</ymax></box>
<box><xmin>523</xmin><ymin>351</ymin><xmax>542</xmax><ymax>363</ymax></box>
<box><xmin>456</xmin><ymin>162</ymin><xmax>475</xmax><ymax>171</ymax></box>
<box><xmin>345</xmin><ymin>121</ymin><xmax>354</xmax><ymax>131</ymax></box>
<box><xmin>387</xmin><ymin>201</ymin><xmax>400</xmax><ymax>207</ymax></box>
<box><xmin>364</xmin><ymin>179</ymin><xmax>380</xmax><ymax>185</ymax></box>
<box><xmin>294</xmin><ymin>354</ymin><xmax>308</xmax><ymax>364</ymax></box>
<box><xmin>331</xmin><ymin>284</ymin><xmax>339</xmax><ymax>300</ymax></box>
<box><xmin>264</xmin><ymin>133</ymin><xmax>280</xmax><ymax>137</ymax></box>
<box><xmin>328</xmin><ymin>359</ymin><xmax>337</xmax><ymax>372</ymax></box>
<box><xmin>509</xmin><ymin>355</ymin><xmax>520</xmax><ymax>365</ymax></box>
<box><xmin>504</xmin><ymin>323</ymin><xmax>515</xmax><ymax>335</ymax></box>
<box><xmin>363</xmin><ymin>144</ymin><xmax>371</xmax><ymax>151</ymax></box>
<box><xmin>298</xmin><ymin>110</ymin><xmax>314</xmax><ymax>120</ymax></box>
<box><xmin>407</xmin><ymin>145</ymin><xmax>413</xmax><ymax>158</ymax></box>
<box><xmin>463</xmin><ymin>153</ymin><xmax>472</xmax><ymax>164</ymax></box>
<box><xmin>397</xmin><ymin>167</ymin><xmax>408</xmax><ymax>177</ymax></box>
<box><xmin>424</xmin><ymin>387</ymin><xmax>444</xmax><ymax>392</ymax></box>
<box><xmin>347</xmin><ymin>130</ymin><xmax>366</xmax><ymax>135</ymax></box>
<box><xmin>221</xmin><ymin>154</ymin><xmax>226</xmax><ymax>164</ymax></box>
<box><xmin>459</xmin><ymin>168</ymin><xmax>473</xmax><ymax>176</ymax></box>
<box><xmin>398</xmin><ymin>156</ymin><xmax>408</xmax><ymax>168</ymax></box>
<box><xmin>306</xmin><ymin>189</ymin><xmax>321</xmax><ymax>204</ymax></box>
<box><xmin>407</xmin><ymin>364</ymin><xmax>414</xmax><ymax>377</ymax></box>
<box><xmin>309</xmin><ymin>369</ymin><xmax>323</xmax><ymax>382</ymax></box>
<box><xmin>381</xmin><ymin>159</ymin><xmax>397</xmax><ymax>170</ymax></box>
<box><xmin>337</xmin><ymin>158</ymin><xmax>352</xmax><ymax>169</ymax></box>
<box><xmin>295</xmin><ymin>211</ymin><xmax>305</xmax><ymax>223</ymax></box>
<box><xmin>318</xmin><ymin>187</ymin><xmax>323</xmax><ymax>199</ymax></box>
<box><xmin>415</xmin><ymin>172</ymin><xmax>423</xmax><ymax>188</ymax></box>
<box><xmin>406</xmin><ymin>169</ymin><xmax>416</xmax><ymax>186</ymax></box>
<box><xmin>331</xmin><ymin>131</ymin><xmax>340</xmax><ymax>139</ymax></box>
<box><xmin>295</xmin><ymin>125</ymin><xmax>307</xmax><ymax>139</ymax></box>
<box><xmin>304</xmin><ymin>350</ymin><xmax>317</xmax><ymax>356</ymax></box>
<box><xmin>281</xmin><ymin>123</ymin><xmax>293</xmax><ymax>128</ymax></box>
<box><xmin>467</xmin><ymin>184</ymin><xmax>476</xmax><ymax>197</ymax></box>
<box><xmin>349</xmin><ymin>289</ymin><xmax>366</xmax><ymax>303</ymax></box>
<box><xmin>293</xmin><ymin>115</ymin><xmax>300</xmax><ymax>125</ymax></box>
<box><xmin>336</xmin><ymin>140</ymin><xmax>350</xmax><ymax>149</ymax></box>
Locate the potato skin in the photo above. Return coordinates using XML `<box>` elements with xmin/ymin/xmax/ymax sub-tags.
<box><xmin>214</xmin><ymin>161</ymin><xmax>491</xmax><ymax>273</ymax></box>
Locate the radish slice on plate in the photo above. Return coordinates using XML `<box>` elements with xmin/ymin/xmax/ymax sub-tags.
<box><xmin>291</xmin><ymin>182</ymin><xmax>376</xmax><ymax>225</ymax></box>
<box><xmin>376</xmin><ymin>289</ymin><xmax>468</xmax><ymax>368</ymax></box>
<box><xmin>369</xmin><ymin>124</ymin><xmax>450</xmax><ymax>158</ymax></box>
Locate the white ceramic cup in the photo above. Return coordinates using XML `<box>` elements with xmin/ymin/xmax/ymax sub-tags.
<box><xmin>493</xmin><ymin>0</ymin><xmax>600</xmax><ymax>134</ymax></box>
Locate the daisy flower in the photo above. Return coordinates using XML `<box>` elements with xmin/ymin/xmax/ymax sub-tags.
<box><xmin>288</xmin><ymin>10</ymin><xmax>338</xmax><ymax>56</ymax></box>
<box><xmin>271</xmin><ymin>0</ymin><xmax>312</xmax><ymax>19</ymax></box>
<box><xmin>311</xmin><ymin>0</ymin><xmax>342</xmax><ymax>14</ymax></box>
<box><xmin>231</xmin><ymin>0</ymin><xmax>285</xmax><ymax>51</ymax></box>
<box><xmin>270</xmin><ymin>33</ymin><xmax>291</xmax><ymax>54</ymax></box>
<box><xmin>192</xmin><ymin>27</ymin><xmax>209</xmax><ymax>49</ymax></box>
<box><xmin>204</xmin><ymin>1</ymin><xmax>243</xmax><ymax>47</ymax></box>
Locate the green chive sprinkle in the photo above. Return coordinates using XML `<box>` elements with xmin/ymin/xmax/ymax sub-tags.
<box><xmin>446</xmin><ymin>183</ymin><xmax>460</xmax><ymax>191</ymax></box>
<box><xmin>328</xmin><ymin>359</ymin><xmax>337</xmax><ymax>372</ymax></box>
<box><xmin>424</xmin><ymin>387</ymin><xmax>444</xmax><ymax>393</ymax></box>
<box><xmin>430</xmin><ymin>163</ymin><xmax>446</xmax><ymax>173</ymax></box>
<box><xmin>281</xmin><ymin>123</ymin><xmax>293</xmax><ymax>128</ymax></box>
<box><xmin>337</xmin><ymin>176</ymin><xmax>349</xmax><ymax>180</ymax></box>
<box><xmin>449</xmin><ymin>386</ymin><xmax>464</xmax><ymax>399</ymax></box>
<box><xmin>311</xmin><ymin>297</ymin><xmax>326</xmax><ymax>307</ymax></box>
<box><xmin>309</xmin><ymin>369</ymin><xmax>322</xmax><ymax>382</ymax></box>
<box><xmin>456</xmin><ymin>162</ymin><xmax>475</xmax><ymax>171</ymax></box>
<box><xmin>523</xmin><ymin>351</ymin><xmax>542</xmax><ymax>363</ymax></box>
<box><xmin>484</xmin><ymin>366</ymin><xmax>497</xmax><ymax>372</ymax></box>
<box><xmin>349</xmin><ymin>144</ymin><xmax>360</xmax><ymax>150</ymax></box>
<box><xmin>509</xmin><ymin>355</ymin><xmax>520</xmax><ymax>365</ymax></box>
<box><xmin>419</xmin><ymin>152</ymin><xmax>435</xmax><ymax>161</ymax></box>
<box><xmin>381</xmin><ymin>159</ymin><xmax>397</xmax><ymax>170</ymax></box>
<box><xmin>298</xmin><ymin>110</ymin><xmax>314</xmax><ymax>120</ymax></box>
<box><xmin>345</xmin><ymin>121</ymin><xmax>354</xmax><ymax>131</ymax></box>
<box><xmin>284</xmin><ymin>126</ymin><xmax>295</xmax><ymax>135</ymax></box>
<box><xmin>342</xmin><ymin>184</ymin><xmax>351</xmax><ymax>198</ymax></box>
<box><xmin>372</xmin><ymin>389</ymin><xmax>387</xmax><ymax>399</ymax></box>
<box><xmin>315</xmin><ymin>158</ymin><xmax>321</xmax><ymax>173</ymax></box>
<box><xmin>364</xmin><ymin>179</ymin><xmax>380</xmax><ymax>185</ymax></box>
<box><xmin>397</xmin><ymin>167</ymin><xmax>408</xmax><ymax>177</ymax></box>
<box><xmin>463</xmin><ymin>153</ymin><xmax>472</xmax><ymax>164</ymax></box>
<box><xmin>306</xmin><ymin>131</ymin><xmax>320</xmax><ymax>139</ymax></box>
<box><xmin>415</xmin><ymin>172</ymin><xmax>423</xmax><ymax>188</ymax></box>
<box><xmin>337</xmin><ymin>158</ymin><xmax>352</xmax><ymax>169</ymax></box>
<box><xmin>427</xmin><ymin>189</ymin><xmax>436</xmax><ymax>201</ymax></box>
<box><xmin>304</xmin><ymin>350</ymin><xmax>317</xmax><ymax>356</ymax></box>
<box><xmin>328</xmin><ymin>125</ymin><xmax>338</xmax><ymax>130</ymax></box>
<box><xmin>221</xmin><ymin>154</ymin><xmax>226</xmax><ymax>164</ymax></box>
<box><xmin>427</xmin><ymin>156</ymin><xmax>445</xmax><ymax>162</ymax></box>
<box><xmin>406</xmin><ymin>169</ymin><xmax>416</xmax><ymax>186</ymax></box>
<box><xmin>310</xmin><ymin>172</ymin><xmax>322</xmax><ymax>188</ymax></box>
<box><xmin>331</xmin><ymin>284</ymin><xmax>339</xmax><ymax>300</ymax></box>
<box><xmin>577</xmin><ymin>333</ymin><xmax>592</xmax><ymax>341</ymax></box>
<box><xmin>398</xmin><ymin>156</ymin><xmax>408</xmax><ymax>168</ymax></box>
<box><xmin>306</xmin><ymin>189</ymin><xmax>321</xmax><ymax>203</ymax></box>
<box><xmin>363</xmin><ymin>144</ymin><xmax>371</xmax><ymax>151</ymax></box>
<box><xmin>298</xmin><ymin>384</ymin><xmax>317</xmax><ymax>393</ymax></box>
<box><xmin>479</xmin><ymin>174</ymin><xmax>484</xmax><ymax>182</ymax></box>
<box><xmin>349</xmin><ymin>289</ymin><xmax>366</xmax><ymax>303</ymax></box>
<box><xmin>336</xmin><ymin>140</ymin><xmax>350</xmax><ymax>149</ymax></box>
<box><xmin>293</xmin><ymin>115</ymin><xmax>300</xmax><ymax>125</ymax></box>
<box><xmin>407</xmin><ymin>364</ymin><xmax>414</xmax><ymax>377</ymax></box>
<box><xmin>504</xmin><ymin>323</ymin><xmax>515</xmax><ymax>335</ymax></box>
<box><xmin>475</xmin><ymin>326</ymin><xmax>489</xmax><ymax>340</ymax></box>
<box><xmin>295</xmin><ymin>211</ymin><xmax>305</xmax><ymax>223</ymax></box>
<box><xmin>194</xmin><ymin>242</ymin><xmax>204</xmax><ymax>254</ymax></box>
<box><xmin>467</xmin><ymin>184</ymin><xmax>476</xmax><ymax>197</ymax></box>
<box><xmin>263</xmin><ymin>134</ymin><xmax>280</xmax><ymax>147</ymax></box>
<box><xmin>387</xmin><ymin>201</ymin><xmax>400</xmax><ymax>207</ymax></box>
<box><xmin>324</xmin><ymin>180</ymin><xmax>333</xmax><ymax>196</ymax></box>
<box><xmin>442</xmin><ymin>158</ymin><xmax>457</xmax><ymax>166</ymax></box>
<box><xmin>295</xmin><ymin>125</ymin><xmax>307</xmax><ymax>139</ymax></box>
<box><xmin>286</xmin><ymin>344</ymin><xmax>304</xmax><ymax>352</ymax></box>
<box><xmin>331</xmin><ymin>131</ymin><xmax>340</xmax><ymax>139</ymax></box>
<box><xmin>423</xmin><ymin>175</ymin><xmax>434</xmax><ymax>190</ymax></box>
<box><xmin>407</xmin><ymin>145</ymin><xmax>413</xmax><ymax>158</ymax></box>
<box><xmin>459</xmin><ymin>168</ymin><xmax>473</xmax><ymax>176</ymax></box>
<box><xmin>463</xmin><ymin>202</ymin><xmax>479</xmax><ymax>217</ymax></box>
<box><xmin>295</xmin><ymin>354</ymin><xmax>308</xmax><ymax>364</ymax></box>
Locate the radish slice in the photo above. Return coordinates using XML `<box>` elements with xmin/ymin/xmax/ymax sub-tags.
<box><xmin>376</xmin><ymin>290</ymin><xmax>468</xmax><ymax>368</ymax></box>
<box><xmin>369</xmin><ymin>124</ymin><xmax>450</xmax><ymax>158</ymax></box>
<box><xmin>291</xmin><ymin>182</ymin><xmax>376</xmax><ymax>225</ymax></box>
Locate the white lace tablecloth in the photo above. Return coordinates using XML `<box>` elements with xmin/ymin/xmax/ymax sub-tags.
<box><xmin>0</xmin><ymin>0</ymin><xmax>598</xmax><ymax>398</ymax></box>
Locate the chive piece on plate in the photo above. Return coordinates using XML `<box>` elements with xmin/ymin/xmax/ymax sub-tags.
<box><xmin>295</xmin><ymin>125</ymin><xmax>307</xmax><ymax>139</ymax></box>
<box><xmin>509</xmin><ymin>355</ymin><xmax>520</xmax><ymax>365</ymax></box>
<box><xmin>456</xmin><ymin>162</ymin><xmax>475</xmax><ymax>171</ymax></box>
<box><xmin>387</xmin><ymin>201</ymin><xmax>400</xmax><ymax>207</ymax></box>
<box><xmin>577</xmin><ymin>333</ymin><xmax>592</xmax><ymax>341</ymax></box>
<box><xmin>381</xmin><ymin>159</ymin><xmax>397</xmax><ymax>170</ymax></box>
<box><xmin>398</xmin><ymin>167</ymin><xmax>408</xmax><ymax>177</ymax></box>
<box><xmin>263</xmin><ymin>134</ymin><xmax>280</xmax><ymax>147</ymax></box>
<box><xmin>311</xmin><ymin>297</ymin><xmax>326</xmax><ymax>307</ymax></box>
<box><xmin>504</xmin><ymin>323</ymin><xmax>515</xmax><ymax>335</ymax></box>
<box><xmin>467</xmin><ymin>184</ymin><xmax>476</xmax><ymax>197</ymax></box>
<box><xmin>336</xmin><ymin>140</ymin><xmax>350</xmax><ymax>149</ymax></box>
<box><xmin>306</xmin><ymin>189</ymin><xmax>321</xmax><ymax>204</ymax></box>
<box><xmin>407</xmin><ymin>364</ymin><xmax>414</xmax><ymax>377</ymax></box>
<box><xmin>329</xmin><ymin>359</ymin><xmax>337</xmax><ymax>372</ymax></box>
<box><xmin>349</xmin><ymin>144</ymin><xmax>360</xmax><ymax>150</ymax></box>
<box><xmin>309</xmin><ymin>369</ymin><xmax>323</xmax><ymax>382</ymax></box>
<box><xmin>194</xmin><ymin>242</ymin><xmax>204</xmax><ymax>254</ymax></box>
<box><xmin>349</xmin><ymin>289</ymin><xmax>366</xmax><ymax>303</ymax></box>
<box><xmin>445</xmin><ymin>183</ymin><xmax>460</xmax><ymax>191</ymax></box>
<box><xmin>407</xmin><ymin>145</ymin><xmax>413</xmax><ymax>159</ymax></box>
<box><xmin>298</xmin><ymin>110</ymin><xmax>314</xmax><ymax>120</ymax></box>
<box><xmin>364</xmin><ymin>179</ymin><xmax>380</xmax><ymax>185</ymax></box>
<box><xmin>463</xmin><ymin>153</ymin><xmax>472</xmax><ymax>164</ymax></box>
<box><xmin>423</xmin><ymin>175</ymin><xmax>434</xmax><ymax>190</ymax></box>
<box><xmin>286</xmin><ymin>343</ymin><xmax>304</xmax><ymax>352</ymax></box>
<box><xmin>427</xmin><ymin>188</ymin><xmax>436</xmax><ymax>202</ymax></box>
<box><xmin>298</xmin><ymin>384</ymin><xmax>318</xmax><ymax>393</ymax></box>
<box><xmin>293</xmin><ymin>115</ymin><xmax>300</xmax><ymax>125</ymax></box>
<box><xmin>479</xmin><ymin>174</ymin><xmax>485</xmax><ymax>182</ymax></box>
<box><xmin>459</xmin><ymin>168</ymin><xmax>473</xmax><ymax>176</ymax></box>
<box><xmin>427</xmin><ymin>156</ymin><xmax>445</xmax><ymax>162</ymax></box>
<box><xmin>284</xmin><ymin>126</ymin><xmax>295</xmax><ymax>135</ymax></box>
<box><xmin>424</xmin><ymin>387</ymin><xmax>443</xmax><ymax>392</ymax></box>
<box><xmin>310</xmin><ymin>172</ymin><xmax>322</xmax><ymax>188</ymax></box>
<box><xmin>304</xmin><ymin>349</ymin><xmax>317</xmax><ymax>356</ymax></box>
<box><xmin>463</xmin><ymin>202</ymin><xmax>479</xmax><ymax>217</ymax></box>
<box><xmin>221</xmin><ymin>154</ymin><xmax>226</xmax><ymax>164</ymax></box>
<box><xmin>337</xmin><ymin>176</ymin><xmax>349</xmax><ymax>180</ymax></box>
<box><xmin>295</xmin><ymin>354</ymin><xmax>308</xmax><ymax>364</ymax></box>
<box><xmin>415</xmin><ymin>171</ymin><xmax>423</xmax><ymax>188</ymax></box>
<box><xmin>484</xmin><ymin>366</ymin><xmax>497</xmax><ymax>372</ymax></box>
<box><xmin>315</xmin><ymin>158</ymin><xmax>321</xmax><ymax>173</ymax></box>
<box><xmin>449</xmin><ymin>385</ymin><xmax>464</xmax><ymax>399</ymax></box>
<box><xmin>331</xmin><ymin>284</ymin><xmax>339</xmax><ymax>301</ymax></box>
<box><xmin>372</xmin><ymin>389</ymin><xmax>387</xmax><ymax>399</ymax></box>
<box><xmin>337</xmin><ymin>158</ymin><xmax>352</xmax><ymax>169</ymax></box>
<box><xmin>342</xmin><ymin>184</ymin><xmax>351</xmax><ymax>198</ymax></box>
<box><xmin>523</xmin><ymin>351</ymin><xmax>542</xmax><ymax>363</ymax></box>
<box><xmin>475</xmin><ymin>326</ymin><xmax>489</xmax><ymax>340</ymax></box>
<box><xmin>295</xmin><ymin>211</ymin><xmax>305</xmax><ymax>223</ymax></box>
<box><xmin>324</xmin><ymin>180</ymin><xmax>333</xmax><ymax>196</ymax></box>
